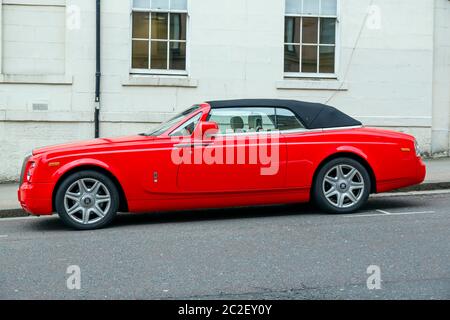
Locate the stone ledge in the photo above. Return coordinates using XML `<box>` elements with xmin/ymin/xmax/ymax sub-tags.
<box><xmin>0</xmin><ymin>111</ymin><xmax>176</xmax><ymax>123</ymax></box>
<box><xmin>2</xmin><ymin>0</ymin><xmax>66</xmax><ymax>6</ymax></box>
<box><xmin>276</xmin><ymin>79</ymin><xmax>348</xmax><ymax>91</ymax></box>
<box><xmin>2</xmin><ymin>111</ymin><xmax>92</xmax><ymax>122</ymax></box>
<box><xmin>0</xmin><ymin>74</ymin><xmax>73</xmax><ymax>85</ymax></box>
<box><xmin>122</xmin><ymin>75</ymin><xmax>198</xmax><ymax>88</ymax></box>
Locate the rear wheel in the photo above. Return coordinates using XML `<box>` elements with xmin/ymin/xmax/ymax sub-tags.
<box><xmin>313</xmin><ymin>157</ymin><xmax>371</xmax><ymax>214</ymax></box>
<box><xmin>55</xmin><ymin>170</ymin><xmax>119</xmax><ymax>230</ymax></box>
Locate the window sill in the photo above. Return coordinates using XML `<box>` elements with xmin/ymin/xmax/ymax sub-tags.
<box><xmin>276</xmin><ymin>79</ymin><xmax>348</xmax><ymax>91</ymax></box>
<box><xmin>122</xmin><ymin>75</ymin><xmax>198</xmax><ymax>88</ymax></box>
<box><xmin>0</xmin><ymin>74</ymin><xmax>73</xmax><ymax>85</ymax></box>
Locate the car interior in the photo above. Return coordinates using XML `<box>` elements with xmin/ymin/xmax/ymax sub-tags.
<box><xmin>248</xmin><ymin>115</ymin><xmax>263</xmax><ymax>132</ymax></box>
<box><xmin>230</xmin><ymin>116</ymin><xmax>245</xmax><ymax>133</ymax></box>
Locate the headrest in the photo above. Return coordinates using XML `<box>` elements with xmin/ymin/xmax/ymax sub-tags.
<box><xmin>230</xmin><ymin>116</ymin><xmax>244</xmax><ymax>130</ymax></box>
<box><xmin>248</xmin><ymin>115</ymin><xmax>262</xmax><ymax>129</ymax></box>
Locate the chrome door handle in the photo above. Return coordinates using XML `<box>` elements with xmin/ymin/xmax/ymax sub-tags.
<box><xmin>174</xmin><ymin>144</ymin><xmax>193</xmax><ymax>148</ymax></box>
<box><xmin>174</xmin><ymin>142</ymin><xmax>213</xmax><ymax>148</ymax></box>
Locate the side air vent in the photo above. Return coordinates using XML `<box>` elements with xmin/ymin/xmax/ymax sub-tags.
<box><xmin>32</xmin><ymin>103</ymin><xmax>49</xmax><ymax>111</ymax></box>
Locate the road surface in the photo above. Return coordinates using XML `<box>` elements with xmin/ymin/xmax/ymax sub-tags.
<box><xmin>0</xmin><ymin>191</ymin><xmax>449</xmax><ymax>299</ymax></box>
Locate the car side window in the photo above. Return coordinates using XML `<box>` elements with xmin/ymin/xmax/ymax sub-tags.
<box><xmin>208</xmin><ymin>108</ymin><xmax>277</xmax><ymax>134</ymax></box>
<box><xmin>170</xmin><ymin>113</ymin><xmax>202</xmax><ymax>137</ymax></box>
<box><xmin>276</xmin><ymin>108</ymin><xmax>305</xmax><ymax>131</ymax></box>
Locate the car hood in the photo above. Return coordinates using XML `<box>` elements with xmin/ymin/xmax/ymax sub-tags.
<box><xmin>33</xmin><ymin>135</ymin><xmax>156</xmax><ymax>156</ymax></box>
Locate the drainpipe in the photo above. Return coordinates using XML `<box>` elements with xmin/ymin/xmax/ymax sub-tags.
<box><xmin>94</xmin><ymin>0</ymin><xmax>101</xmax><ymax>138</ymax></box>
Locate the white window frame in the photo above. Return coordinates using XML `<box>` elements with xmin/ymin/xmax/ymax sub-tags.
<box><xmin>130</xmin><ymin>0</ymin><xmax>190</xmax><ymax>76</ymax></box>
<box><xmin>284</xmin><ymin>0</ymin><xmax>340</xmax><ymax>79</ymax></box>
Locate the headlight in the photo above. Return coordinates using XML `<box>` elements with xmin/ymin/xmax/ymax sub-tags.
<box><xmin>414</xmin><ymin>140</ymin><xmax>421</xmax><ymax>157</ymax></box>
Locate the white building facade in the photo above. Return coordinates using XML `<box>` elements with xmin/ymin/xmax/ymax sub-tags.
<box><xmin>0</xmin><ymin>0</ymin><xmax>449</xmax><ymax>181</ymax></box>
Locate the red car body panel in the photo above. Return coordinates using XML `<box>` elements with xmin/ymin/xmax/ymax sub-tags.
<box><xmin>18</xmin><ymin>104</ymin><xmax>426</xmax><ymax>216</ymax></box>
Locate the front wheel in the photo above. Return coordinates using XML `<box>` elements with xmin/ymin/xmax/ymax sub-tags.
<box><xmin>55</xmin><ymin>170</ymin><xmax>119</xmax><ymax>230</ymax></box>
<box><xmin>313</xmin><ymin>158</ymin><xmax>371</xmax><ymax>214</ymax></box>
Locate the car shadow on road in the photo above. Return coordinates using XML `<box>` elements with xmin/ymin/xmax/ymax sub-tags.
<box><xmin>112</xmin><ymin>196</ymin><xmax>428</xmax><ymax>228</ymax></box>
<box><xmin>26</xmin><ymin>203</ymin><xmax>316</xmax><ymax>232</ymax></box>
<box><xmin>24</xmin><ymin>195</ymin><xmax>426</xmax><ymax>232</ymax></box>
<box><xmin>115</xmin><ymin>203</ymin><xmax>317</xmax><ymax>226</ymax></box>
<box><xmin>364</xmin><ymin>196</ymin><xmax>431</xmax><ymax>212</ymax></box>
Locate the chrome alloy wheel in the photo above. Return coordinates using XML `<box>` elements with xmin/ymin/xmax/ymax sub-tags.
<box><xmin>322</xmin><ymin>164</ymin><xmax>365</xmax><ymax>208</ymax></box>
<box><xmin>64</xmin><ymin>178</ymin><xmax>111</xmax><ymax>225</ymax></box>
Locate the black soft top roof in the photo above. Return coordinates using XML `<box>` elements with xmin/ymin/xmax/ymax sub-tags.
<box><xmin>207</xmin><ymin>99</ymin><xmax>362</xmax><ymax>130</ymax></box>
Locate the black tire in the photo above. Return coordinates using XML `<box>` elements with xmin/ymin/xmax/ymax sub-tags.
<box><xmin>55</xmin><ymin>170</ymin><xmax>119</xmax><ymax>230</ymax></box>
<box><xmin>313</xmin><ymin>157</ymin><xmax>371</xmax><ymax>214</ymax></box>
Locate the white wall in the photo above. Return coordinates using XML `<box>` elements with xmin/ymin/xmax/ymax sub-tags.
<box><xmin>2</xmin><ymin>3</ymin><xmax>66</xmax><ymax>74</ymax></box>
<box><xmin>0</xmin><ymin>0</ymin><xmax>447</xmax><ymax>181</ymax></box>
<box><xmin>431</xmin><ymin>0</ymin><xmax>450</xmax><ymax>156</ymax></box>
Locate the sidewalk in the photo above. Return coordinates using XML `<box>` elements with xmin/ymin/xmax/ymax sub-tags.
<box><xmin>0</xmin><ymin>183</ymin><xmax>23</xmax><ymax>217</ymax></box>
<box><xmin>1</xmin><ymin>158</ymin><xmax>450</xmax><ymax>215</ymax></box>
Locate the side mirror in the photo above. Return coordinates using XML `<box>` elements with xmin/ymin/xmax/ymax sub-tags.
<box><xmin>197</xmin><ymin>121</ymin><xmax>219</xmax><ymax>140</ymax></box>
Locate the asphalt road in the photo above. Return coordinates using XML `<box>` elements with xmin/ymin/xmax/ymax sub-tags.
<box><xmin>0</xmin><ymin>191</ymin><xmax>449</xmax><ymax>300</ymax></box>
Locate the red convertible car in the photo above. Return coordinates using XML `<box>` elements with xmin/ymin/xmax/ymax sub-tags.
<box><xmin>18</xmin><ymin>99</ymin><xmax>426</xmax><ymax>230</ymax></box>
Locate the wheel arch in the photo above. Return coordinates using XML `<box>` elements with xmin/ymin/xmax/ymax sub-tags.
<box><xmin>52</xmin><ymin>164</ymin><xmax>129</xmax><ymax>213</ymax></box>
<box><xmin>311</xmin><ymin>151</ymin><xmax>377</xmax><ymax>194</ymax></box>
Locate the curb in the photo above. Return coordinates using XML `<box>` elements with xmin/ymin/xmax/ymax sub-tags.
<box><xmin>0</xmin><ymin>209</ymin><xmax>29</xmax><ymax>219</ymax></box>
<box><xmin>1</xmin><ymin>182</ymin><xmax>449</xmax><ymax>219</ymax></box>
<box><xmin>395</xmin><ymin>182</ymin><xmax>450</xmax><ymax>193</ymax></box>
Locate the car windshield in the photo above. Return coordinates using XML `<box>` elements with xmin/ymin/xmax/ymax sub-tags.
<box><xmin>142</xmin><ymin>106</ymin><xmax>201</xmax><ymax>136</ymax></box>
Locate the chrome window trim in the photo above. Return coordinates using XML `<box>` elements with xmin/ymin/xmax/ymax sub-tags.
<box><xmin>168</xmin><ymin>111</ymin><xmax>203</xmax><ymax>137</ymax></box>
<box><xmin>322</xmin><ymin>125</ymin><xmax>363</xmax><ymax>131</ymax></box>
<box><xmin>286</xmin><ymin>125</ymin><xmax>363</xmax><ymax>134</ymax></box>
<box><xmin>211</xmin><ymin>131</ymin><xmax>281</xmax><ymax>138</ymax></box>
<box><xmin>211</xmin><ymin>125</ymin><xmax>363</xmax><ymax>138</ymax></box>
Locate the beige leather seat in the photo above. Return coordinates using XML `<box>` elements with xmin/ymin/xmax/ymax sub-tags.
<box><xmin>248</xmin><ymin>115</ymin><xmax>263</xmax><ymax>132</ymax></box>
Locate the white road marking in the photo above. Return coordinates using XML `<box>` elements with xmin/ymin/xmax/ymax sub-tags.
<box><xmin>373</xmin><ymin>189</ymin><xmax>450</xmax><ymax>198</ymax></box>
<box><xmin>384</xmin><ymin>211</ymin><xmax>435</xmax><ymax>215</ymax></box>
<box><xmin>0</xmin><ymin>235</ymin><xmax>8</xmax><ymax>238</ymax></box>
<box><xmin>345</xmin><ymin>210</ymin><xmax>435</xmax><ymax>218</ymax></box>
<box><xmin>343</xmin><ymin>213</ymin><xmax>387</xmax><ymax>218</ymax></box>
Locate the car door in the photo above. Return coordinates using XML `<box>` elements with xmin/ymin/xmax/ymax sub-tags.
<box><xmin>176</xmin><ymin>107</ymin><xmax>286</xmax><ymax>193</ymax></box>
<box><xmin>139</xmin><ymin>109</ymin><xmax>204</xmax><ymax>196</ymax></box>
<box><xmin>139</xmin><ymin>137</ymin><xmax>181</xmax><ymax>194</ymax></box>
<box><xmin>277</xmin><ymin>108</ymin><xmax>317</xmax><ymax>189</ymax></box>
